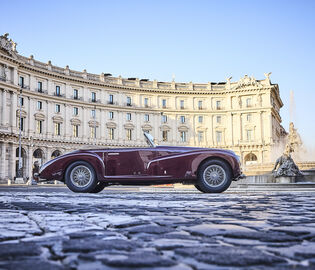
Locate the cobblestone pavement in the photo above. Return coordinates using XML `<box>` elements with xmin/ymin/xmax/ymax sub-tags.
<box><xmin>0</xmin><ymin>187</ymin><xmax>315</xmax><ymax>270</ymax></box>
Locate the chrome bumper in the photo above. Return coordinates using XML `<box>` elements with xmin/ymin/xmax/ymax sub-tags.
<box><xmin>234</xmin><ymin>173</ymin><xmax>246</xmax><ymax>181</ymax></box>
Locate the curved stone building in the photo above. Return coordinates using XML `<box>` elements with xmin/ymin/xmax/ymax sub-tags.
<box><xmin>0</xmin><ymin>33</ymin><xmax>285</xmax><ymax>182</ymax></box>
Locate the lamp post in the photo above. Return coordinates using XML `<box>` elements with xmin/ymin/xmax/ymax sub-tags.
<box><xmin>93</xmin><ymin>105</ymin><xmax>96</xmax><ymax>145</ymax></box>
<box><xmin>17</xmin><ymin>87</ymin><xmax>23</xmax><ymax>178</ymax></box>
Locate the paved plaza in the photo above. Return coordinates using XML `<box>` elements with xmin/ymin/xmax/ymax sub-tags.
<box><xmin>0</xmin><ymin>186</ymin><xmax>315</xmax><ymax>269</ymax></box>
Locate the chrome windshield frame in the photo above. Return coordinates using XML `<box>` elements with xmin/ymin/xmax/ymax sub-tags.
<box><xmin>144</xmin><ymin>132</ymin><xmax>157</xmax><ymax>148</ymax></box>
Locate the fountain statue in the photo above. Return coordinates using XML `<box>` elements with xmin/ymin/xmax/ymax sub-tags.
<box><xmin>272</xmin><ymin>122</ymin><xmax>302</xmax><ymax>177</ymax></box>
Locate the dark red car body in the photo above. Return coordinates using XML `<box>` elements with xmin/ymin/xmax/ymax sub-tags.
<box><xmin>38</xmin><ymin>146</ymin><xmax>243</xmax><ymax>185</ymax></box>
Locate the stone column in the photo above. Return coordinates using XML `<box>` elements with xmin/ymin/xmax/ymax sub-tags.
<box><xmin>239</xmin><ymin>113</ymin><xmax>243</xmax><ymax>141</ymax></box>
<box><xmin>209</xmin><ymin>114</ymin><xmax>214</xmax><ymax>146</ymax></box>
<box><xmin>136</xmin><ymin>112</ymin><xmax>140</xmax><ymax>142</ymax></box>
<box><xmin>118</xmin><ymin>112</ymin><xmax>123</xmax><ymax>141</ymax></box>
<box><xmin>0</xmin><ymin>142</ymin><xmax>6</xmax><ymax>181</ymax></box>
<box><xmin>10</xmin><ymin>91</ymin><xmax>17</xmax><ymax>133</ymax></box>
<box><xmin>82</xmin><ymin>106</ymin><xmax>87</xmax><ymax>139</ymax></box>
<box><xmin>27</xmin><ymin>145</ymin><xmax>33</xmax><ymax>181</ymax></box>
<box><xmin>28</xmin><ymin>97</ymin><xmax>34</xmax><ymax>137</ymax></box>
<box><xmin>64</xmin><ymin>104</ymin><xmax>69</xmax><ymax>139</ymax></box>
<box><xmin>9</xmin><ymin>143</ymin><xmax>16</xmax><ymax>181</ymax></box>
<box><xmin>46</xmin><ymin>101</ymin><xmax>52</xmax><ymax>137</ymax></box>
<box><xmin>228</xmin><ymin>112</ymin><xmax>233</xmax><ymax>146</ymax></box>
<box><xmin>1</xmin><ymin>90</ymin><xmax>7</xmax><ymax>126</ymax></box>
<box><xmin>100</xmin><ymin>109</ymin><xmax>105</xmax><ymax>141</ymax></box>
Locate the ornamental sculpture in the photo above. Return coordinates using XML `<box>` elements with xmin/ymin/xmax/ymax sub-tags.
<box><xmin>235</xmin><ymin>74</ymin><xmax>262</xmax><ymax>89</ymax></box>
<box><xmin>272</xmin><ymin>122</ymin><xmax>302</xmax><ymax>177</ymax></box>
<box><xmin>0</xmin><ymin>33</ymin><xmax>17</xmax><ymax>55</ymax></box>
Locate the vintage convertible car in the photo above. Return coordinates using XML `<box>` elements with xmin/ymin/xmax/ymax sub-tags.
<box><xmin>35</xmin><ymin>133</ymin><xmax>244</xmax><ymax>193</ymax></box>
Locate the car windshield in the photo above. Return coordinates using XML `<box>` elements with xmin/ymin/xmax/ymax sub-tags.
<box><xmin>144</xmin><ymin>132</ymin><xmax>157</xmax><ymax>147</ymax></box>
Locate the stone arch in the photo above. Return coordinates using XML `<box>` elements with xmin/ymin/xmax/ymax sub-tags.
<box><xmin>244</xmin><ymin>153</ymin><xmax>258</xmax><ymax>165</ymax></box>
<box><xmin>33</xmin><ymin>148</ymin><xmax>45</xmax><ymax>166</ymax></box>
<box><xmin>51</xmin><ymin>150</ymin><xmax>62</xmax><ymax>159</ymax></box>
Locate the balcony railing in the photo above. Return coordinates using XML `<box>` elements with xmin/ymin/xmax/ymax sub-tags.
<box><xmin>89</xmin><ymin>98</ymin><xmax>100</xmax><ymax>103</ymax></box>
<box><xmin>107</xmin><ymin>101</ymin><xmax>117</xmax><ymax>105</ymax></box>
<box><xmin>0</xmin><ymin>75</ymin><xmax>6</xmax><ymax>82</ymax></box>
<box><xmin>18</xmin><ymin>84</ymin><xmax>30</xmax><ymax>90</ymax></box>
<box><xmin>36</xmin><ymin>88</ymin><xmax>48</xmax><ymax>94</ymax></box>
<box><xmin>53</xmin><ymin>92</ymin><xmax>64</xmax><ymax>97</ymax></box>
<box><xmin>71</xmin><ymin>96</ymin><xmax>82</xmax><ymax>100</ymax></box>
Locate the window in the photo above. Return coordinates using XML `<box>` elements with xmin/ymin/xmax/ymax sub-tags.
<box><xmin>109</xmin><ymin>128</ymin><xmax>114</xmax><ymax>140</ymax></box>
<box><xmin>216</xmin><ymin>100</ymin><xmax>221</xmax><ymax>110</ymax></box>
<box><xmin>91</xmin><ymin>109</ymin><xmax>96</xmax><ymax>118</ymax></box>
<box><xmin>19</xmin><ymin>76</ymin><xmax>24</xmax><ymax>88</ymax></box>
<box><xmin>73</xmin><ymin>89</ymin><xmax>78</xmax><ymax>99</ymax></box>
<box><xmin>180</xmin><ymin>131</ymin><xmax>187</xmax><ymax>142</ymax></box>
<box><xmin>19</xmin><ymin>118</ymin><xmax>24</xmax><ymax>131</ymax></box>
<box><xmin>127</xmin><ymin>96</ymin><xmax>132</xmax><ymax>106</ymax></box>
<box><xmin>198</xmin><ymin>131</ymin><xmax>204</xmax><ymax>143</ymax></box>
<box><xmin>90</xmin><ymin>127</ymin><xmax>96</xmax><ymax>138</ymax></box>
<box><xmin>126</xmin><ymin>129</ymin><xmax>132</xmax><ymax>140</ymax></box>
<box><xmin>91</xmin><ymin>92</ymin><xmax>96</xmax><ymax>102</ymax></box>
<box><xmin>198</xmin><ymin>100</ymin><xmax>203</xmax><ymax>110</ymax></box>
<box><xmin>73</xmin><ymin>107</ymin><xmax>78</xmax><ymax>116</ymax></box>
<box><xmin>162</xmin><ymin>99</ymin><xmax>167</xmax><ymax>108</ymax></box>
<box><xmin>127</xmin><ymin>113</ymin><xmax>131</xmax><ymax>121</ymax></box>
<box><xmin>247</xmin><ymin>130</ymin><xmax>253</xmax><ymax>141</ymax></box>
<box><xmin>36</xmin><ymin>120</ymin><xmax>43</xmax><ymax>134</ymax></box>
<box><xmin>19</xmin><ymin>97</ymin><xmax>24</xmax><ymax>106</ymax></box>
<box><xmin>55</xmin><ymin>86</ymin><xmax>60</xmax><ymax>96</ymax></box>
<box><xmin>246</xmin><ymin>98</ymin><xmax>252</xmax><ymax>108</ymax></box>
<box><xmin>198</xmin><ymin>116</ymin><xmax>203</xmax><ymax>123</ymax></box>
<box><xmin>37</xmin><ymin>81</ymin><xmax>42</xmax><ymax>92</ymax></box>
<box><xmin>109</xmin><ymin>94</ymin><xmax>114</xmax><ymax>104</ymax></box>
<box><xmin>55</xmin><ymin>104</ymin><xmax>60</xmax><ymax>113</ymax></box>
<box><xmin>37</xmin><ymin>101</ymin><xmax>42</xmax><ymax>110</ymax></box>
<box><xmin>180</xmin><ymin>116</ymin><xmax>185</xmax><ymax>124</ymax></box>
<box><xmin>162</xmin><ymin>130</ymin><xmax>168</xmax><ymax>141</ymax></box>
<box><xmin>247</xmin><ymin>113</ymin><xmax>252</xmax><ymax>122</ymax></box>
<box><xmin>73</xmin><ymin>125</ymin><xmax>79</xmax><ymax>137</ymax></box>
<box><xmin>162</xmin><ymin>115</ymin><xmax>167</xmax><ymax>123</ymax></box>
<box><xmin>145</xmin><ymin>114</ymin><xmax>150</xmax><ymax>122</ymax></box>
<box><xmin>54</xmin><ymin>123</ymin><xmax>61</xmax><ymax>136</ymax></box>
<box><xmin>216</xmin><ymin>131</ymin><xmax>222</xmax><ymax>143</ymax></box>
<box><xmin>109</xmin><ymin>111</ymin><xmax>114</xmax><ymax>120</ymax></box>
<box><xmin>216</xmin><ymin>115</ymin><xmax>221</xmax><ymax>124</ymax></box>
<box><xmin>144</xmin><ymin>97</ymin><xmax>149</xmax><ymax>107</ymax></box>
<box><xmin>180</xmin><ymin>100</ymin><xmax>184</xmax><ymax>109</ymax></box>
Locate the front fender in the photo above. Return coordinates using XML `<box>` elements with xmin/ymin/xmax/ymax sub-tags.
<box><xmin>39</xmin><ymin>152</ymin><xmax>105</xmax><ymax>181</ymax></box>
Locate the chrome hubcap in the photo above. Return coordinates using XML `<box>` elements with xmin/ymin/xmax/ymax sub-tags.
<box><xmin>70</xmin><ymin>165</ymin><xmax>92</xmax><ymax>188</ymax></box>
<box><xmin>203</xmin><ymin>165</ymin><xmax>226</xmax><ymax>187</ymax></box>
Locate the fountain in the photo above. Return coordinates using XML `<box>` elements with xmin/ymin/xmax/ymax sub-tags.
<box><xmin>272</xmin><ymin>122</ymin><xmax>302</xmax><ymax>177</ymax></box>
<box><xmin>233</xmin><ymin>122</ymin><xmax>315</xmax><ymax>188</ymax></box>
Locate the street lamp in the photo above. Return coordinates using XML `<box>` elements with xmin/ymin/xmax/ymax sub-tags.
<box><xmin>17</xmin><ymin>87</ymin><xmax>23</xmax><ymax>178</ymax></box>
<box><xmin>93</xmin><ymin>105</ymin><xmax>96</xmax><ymax>145</ymax></box>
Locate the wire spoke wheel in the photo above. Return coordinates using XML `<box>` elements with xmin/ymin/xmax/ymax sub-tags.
<box><xmin>70</xmin><ymin>165</ymin><xmax>92</xmax><ymax>188</ymax></box>
<box><xmin>203</xmin><ymin>164</ymin><xmax>226</xmax><ymax>187</ymax></box>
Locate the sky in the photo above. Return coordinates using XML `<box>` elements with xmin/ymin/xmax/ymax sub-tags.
<box><xmin>1</xmin><ymin>0</ymin><xmax>315</xmax><ymax>148</ymax></box>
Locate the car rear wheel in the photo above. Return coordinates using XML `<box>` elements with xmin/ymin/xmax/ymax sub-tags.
<box><xmin>196</xmin><ymin>159</ymin><xmax>232</xmax><ymax>193</ymax></box>
<box><xmin>89</xmin><ymin>182</ymin><xmax>108</xmax><ymax>193</ymax></box>
<box><xmin>65</xmin><ymin>161</ymin><xmax>98</xmax><ymax>193</ymax></box>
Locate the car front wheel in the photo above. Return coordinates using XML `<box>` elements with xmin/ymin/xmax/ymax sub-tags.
<box><xmin>196</xmin><ymin>159</ymin><xmax>232</xmax><ymax>193</ymax></box>
<box><xmin>65</xmin><ymin>161</ymin><xmax>98</xmax><ymax>193</ymax></box>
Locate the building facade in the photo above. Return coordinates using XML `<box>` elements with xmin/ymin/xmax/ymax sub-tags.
<box><xmin>0</xmin><ymin>34</ymin><xmax>285</xmax><ymax>182</ymax></box>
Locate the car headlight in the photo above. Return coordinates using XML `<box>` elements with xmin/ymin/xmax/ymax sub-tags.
<box><xmin>39</xmin><ymin>160</ymin><xmax>54</xmax><ymax>174</ymax></box>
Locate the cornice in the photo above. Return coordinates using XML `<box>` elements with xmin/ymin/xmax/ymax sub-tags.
<box><xmin>1</xmin><ymin>52</ymin><xmax>277</xmax><ymax>96</ymax></box>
